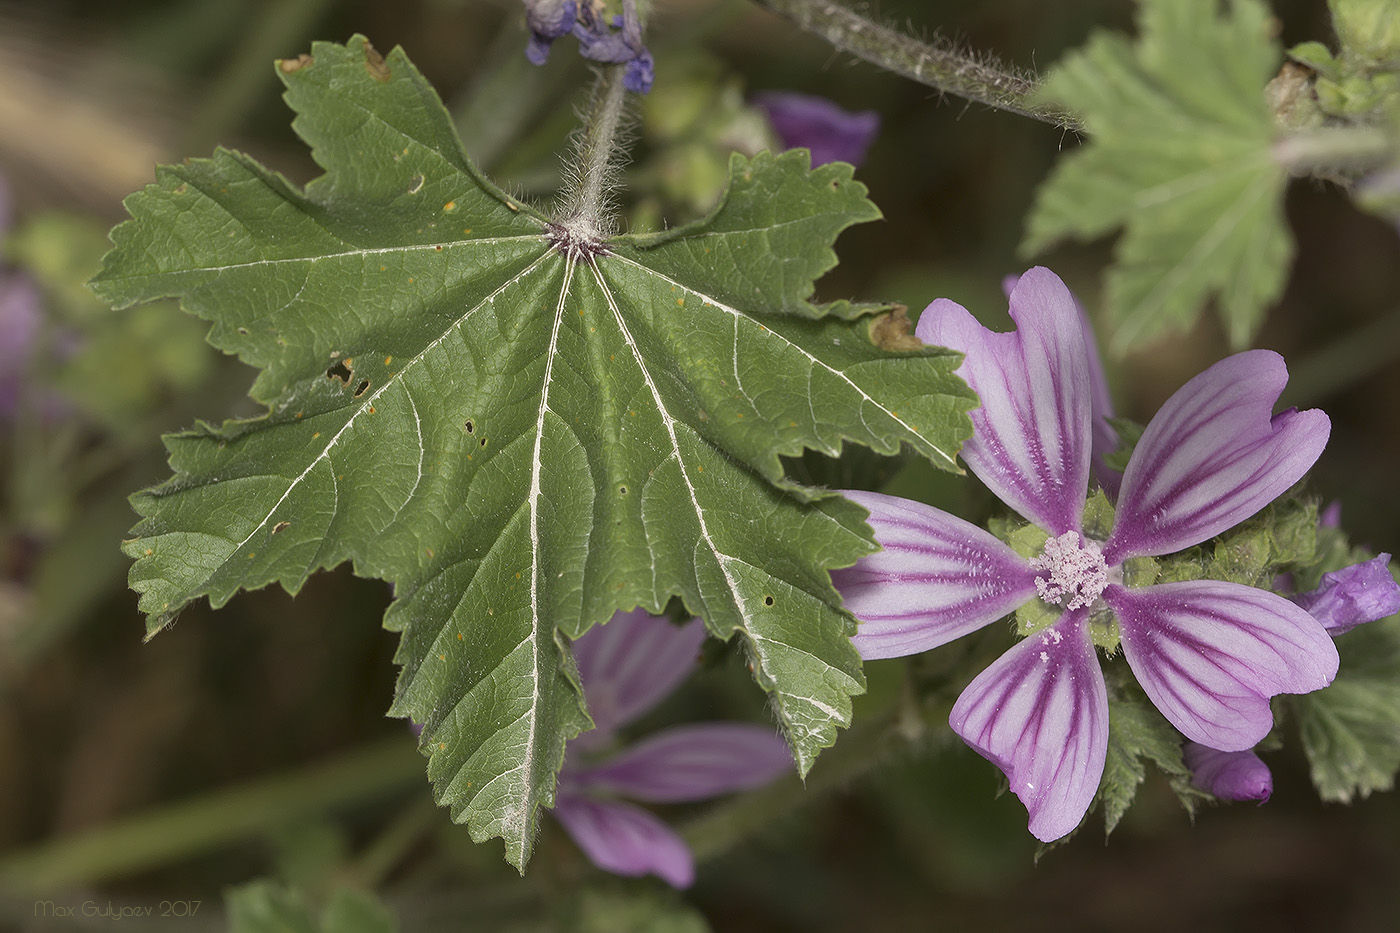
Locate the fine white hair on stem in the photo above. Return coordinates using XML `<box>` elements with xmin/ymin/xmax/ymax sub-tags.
<box><xmin>556</xmin><ymin>64</ymin><xmax>633</xmax><ymax>253</ymax></box>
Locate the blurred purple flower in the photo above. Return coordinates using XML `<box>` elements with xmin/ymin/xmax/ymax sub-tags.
<box><xmin>1292</xmin><ymin>553</ymin><xmax>1400</xmax><ymax>635</ymax></box>
<box><xmin>520</xmin><ymin>0</ymin><xmax>654</xmax><ymax>93</ymax></box>
<box><xmin>555</xmin><ymin>609</ymin><xmax>793</xmax><ymax>887</ymax></box>
<box><xmin>832</xmin><ymin>267</ymin><xmax>1338</xmax><ymax>841</ymax></box>
<box><xmin>1183</xmin><ymin>742</ymin><xmax>1272</xmax><ymax>802</ymax></box>
<box><xmin>0</xmin><ymin>173</ymin><xmax>44</xmax><ymax>418</ymax></box>
<box><xmin>752</xmin><ymin>92</ymin><xmax>879</xmax><ymax>167</ymax></box>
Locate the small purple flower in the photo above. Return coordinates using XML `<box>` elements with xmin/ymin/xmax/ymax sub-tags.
<box><xmin>1292</xmin><ymin>554</ymin><xmax>1400</xmax><ymax>635</ymax></box>
<box><xmin>524</xmin><ymin>0</ymin><xmax>578</xmax><ymax>65</ymax></box>
<box><xmin>833</xmin><ymin>267</ymin><xmax>1339</xmax><ymax>841</ymax></box>
<box><xmin>520</xmin><ymin>0</ymin><xmax>655</xmax><ymax>94</ymax></box>
<box><xmin>1183</xmin><ymin>742</ymin><xmax>1272</xmax><ymax>802</ymax></box>
<box><xmin>752</xmin><ymin>92</ymin><xmax>880</xmax><ymax>168</ymax></box>
<box><xmin>554</xmin><ymin>609</ymin><xmax>793</xmax><ymax>887</ymax></box>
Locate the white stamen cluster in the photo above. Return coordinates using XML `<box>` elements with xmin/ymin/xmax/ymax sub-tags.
<box><xmin>1030</xmin><ymin>531</ymin><xmax>1108</xmax><ymax>610</ymax></box>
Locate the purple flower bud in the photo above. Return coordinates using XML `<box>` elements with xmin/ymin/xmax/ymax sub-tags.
<box><xmin>622</xmin><ymin>49</ymin><xmax>654</xmax><ymax>95</ymax></box>
<box><xmin>1292</xmin><ymin>553</ymin><xmax>1400</xmax><ymax>635</ymax></box>
<box><xmin>523</xmin><ymin>0</ymin><xmax>578</xmax><ymax>64</ymax></box>
<box><xmin>1183</xmin><ymin>742</ymin><xmax>1272</xmax><ymax>802</ymax></box>
<box><xmin>752</xmin><ymin>92</ymin><xmax>880</xmax><ymax>167</ymax></box>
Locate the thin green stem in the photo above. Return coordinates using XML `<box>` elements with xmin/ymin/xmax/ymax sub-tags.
<box><xmin>0</xmin><ymin>738</ymin><xmax>423</xmax><ymax>892</ymax></box>
<box><xmin>564</xmin><ymin>65</ymin><xmax>630</xmax><ymax>241</ymax></box>
<box><xmin>750</xmin><ymin>0</ymin><xmax>1084</xmax><ymax>133</ymax></box>
<box><xmin>1273</xmin><ymin>124</ymin><xmax>1397</xmax><ymax>176</ymax></box>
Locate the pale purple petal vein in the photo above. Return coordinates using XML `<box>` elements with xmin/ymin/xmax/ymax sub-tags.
<box><xmin>835</xmin><ymin>490</ymin><xmax>1037</xmax><ymax>660</ymax></box>
<box><xmin>917</xmin><ymin>267</ymin><xmax>1092</xmax><ymax>536</ymax></box>
<box><xmin>1107</xmin><ymin>580</ymin><xmax>1338</xmax><ymax>751</ymax></box>
<box><xmin>949</xmin><ymin>608</ymin><xmax>1108</xmax><ymax>842</ymax></box>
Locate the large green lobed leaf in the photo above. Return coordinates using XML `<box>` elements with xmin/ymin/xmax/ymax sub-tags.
<box><xmin>1023</xmin><ymin>0</ymin><xmax>1292</xmax><ymax>351</ymax></box>
<box><xmin>93</xmin><ymin>38</ymin><xmax>975</xmax><ymax>868</ymax></box>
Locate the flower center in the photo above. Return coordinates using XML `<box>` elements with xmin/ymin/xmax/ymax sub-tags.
<box><xmin>1030</xmin><ymin>531</ymin><xmax>1108</xmax><ymax>610</ymax></box>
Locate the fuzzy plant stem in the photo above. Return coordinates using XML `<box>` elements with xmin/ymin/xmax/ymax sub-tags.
<box><xmin>563</xmin><ymin>64</ymin><xmax>630</xmax><ymax>244</ymax></box>
<box><xmin>751</xmin><ymin>0</ymin><xmax>1084</xmax><ymax>133</ymax></box>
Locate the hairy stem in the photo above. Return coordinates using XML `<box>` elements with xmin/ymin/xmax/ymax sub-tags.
<box><xmin>1273</xmin><ymin>124</ymin><xmax>1396</xmax><ymax>176</ymax></box>
<box><xmin>750</xmin><ymin>0</ymin><xmax>1084</xmax><ymax>133</ymax></box>
<box><xmin>564</xmin><ymin>64</ymin><xmax>630</xmax><ymax>241</ymax></box>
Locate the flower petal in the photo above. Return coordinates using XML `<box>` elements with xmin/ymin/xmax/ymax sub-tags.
<box><xmin>753</xmin><ymin>91</ymin><xmax>880</xmax><ymax>167</ymax></box>
<box><xmin>552</xmin><ymin>795</ymin><xmax>694</xmax><ymax>888</ymax></box>
<box><xmin>916</xmin><ymin>267</ymin><xmax>1092</xmax><ymax>535</ymax></box>
<box><xmin>1182</xmin><ymin>742</ymin><xmax>1272</xmax><ymax>802</ymax></box>
<box><xmin>575</xmin><ymin>723</ymin><xmax>793</xmax><ymax>802</ymax></box>
<box><xmin>949</xmin><ymin>609</ymin><xmax>1108</xmax><ymax>842</ymax></box>
<box><xmin>1002</xmin><ymin>272</ymin><xmax>1119</xmax><ymax>496</ymax></box>
<box><xmin>571</xmin><ymin>609</ymin><xmax>705</xmax><ymax>737</ymax></box>
<box><xmin>833</xmin><ymin>490</ymin><xmax>1038</xmax><ymax>660</ymax></box>
<box><xmin>1106</xmin><ymin>580</ymin><xmax>1339</xmax><ymax>751</ymax></box>
<box><xmin>1105</xmin><ymin>351</ymin><xmax>1330</xmax><ymax>561</ymax></box>
<box><xmin>1292</xmin><ymin>554</ymin><xmax>1400</xmax><ymax>635</ymax></box>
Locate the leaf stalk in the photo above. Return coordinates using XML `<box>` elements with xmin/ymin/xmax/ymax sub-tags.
<box><xmin>749</xmin><ymin>0</ymin><xmax>1084</xmax><ymax>133</ymax></box>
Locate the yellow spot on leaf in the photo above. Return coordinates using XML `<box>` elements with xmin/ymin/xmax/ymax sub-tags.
<box><xmin>676</xmin><ymin>298</ymin><xmax>684</xmax><ymax>307</ymax></box>
<box><xmin>312</xmin><ymin>431</ymin><xmax>321</xmax><ymax>439</ymax></box>
<box><xmin>384</xmin><ymin>355</ymin><xmax>393</xmax><ymax>365</ymax></box>
<box><xmin>438</xmin><ymin>653</ymin><xmax>446</xmax><ymax>661</ymax></box>
<box><xmin>457</xmin><ymin>632</ymin><xmax>463</xmax><ymax>641</ymax></box>
<box><xmin>444</xmin><ymin>201</ymin><xmax>456</xmax><ymax>211</ymax></box>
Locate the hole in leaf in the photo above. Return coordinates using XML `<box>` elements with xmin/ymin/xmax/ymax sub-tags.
<box><xmin>617</xmin><ymin>484</ymin><xmax>628</xmax><ymax>496</ymax></box>
<box><xmin>326</xmin><ymin>360</ymin><xmax>352</xmax><ymax>384</ymax></box>
<box><xmin>464</xmin><ymin>420</ymin><xmax>474</xmax><ymax>434</ymax></box>
<box><xmin>272</xmin><ymin>521</ymin><xmax>290</xmax><ymax>535</ymax></box>
<box><xmin>763</xmin><ymin>595</ymin><xmax>775</xmax><ymax>606</ymax></box>
<box><xmin>479</xmin><ymin>437</ymin><xmax>487</xmax><ymax>448</ymax></box>
<box><xmin>354</xmin><ymin>379</ymin><xmax>371</xmax><ymax>397</ymax></box>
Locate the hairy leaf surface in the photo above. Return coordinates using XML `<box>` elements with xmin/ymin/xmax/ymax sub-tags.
<box><xmin>1023</xmin><ymin>0</ymin><xmax>1291</xmax><ymax>351</ymax></box>
<box><xmin>1296</xmin><ymin>614</ymin><xmax>1400</xmax><ymax>803</ymax></box>
<box><xmin>93</xmin><ymin>38</ymin><xmax>975</xmax><ymax>868</ymax></box>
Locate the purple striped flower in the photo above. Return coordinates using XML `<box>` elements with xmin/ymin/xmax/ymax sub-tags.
<box><xmin>832</xmin><ymin>267</ymin><xmax>1339</xmax><ymax>841</ymax></box>
<box><xmin>555</xmin><ymin>609</ymin><xmax>793</xmax><ymax>887</ymax></box>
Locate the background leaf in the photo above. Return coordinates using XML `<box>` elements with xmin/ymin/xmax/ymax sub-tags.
<box><xmin>1022</xmin><ymin>0</ymin><xmax>1292</xmax><ymax>351</ymax></box>
<box><xmin>92</xmin><ymin>38</ymin><xmax>975</xmax><ymax>869</ymax></box>
<box><xmin>1296</xmin><ymin>614</ymin><xmax>1400</xmax><ymax>803</ymax></box>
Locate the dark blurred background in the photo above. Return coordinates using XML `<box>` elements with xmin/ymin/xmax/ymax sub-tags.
<box><xmin>0</xmin><ymin>0</ymin><xmax>1397</xmax><ymax>930</ymax></box>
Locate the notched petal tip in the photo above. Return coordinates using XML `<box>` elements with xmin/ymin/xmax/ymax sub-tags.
<box><xmin>1110</xmin><ymin>580</ymin><xmax>1339</xmax><ymax>751</ymax></box>
<box><xmin>1108</xmin><ymin>350</ymin><xmax>1330</xmax><ymax>561</ymax></box>
<box><xmin>912</xmin><ymin>268</ymin><xmax>1093</xmax><ymax>536</ymax></box>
